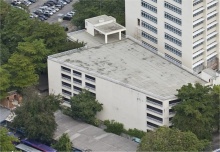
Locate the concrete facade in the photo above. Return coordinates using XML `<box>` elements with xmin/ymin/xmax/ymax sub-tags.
<box><xmin>48</xmin><ymin>31</ymin><xmax>206</xmax><ymax>131</ymax></box>
<box><xmin>125</xmin><ymin>0</ymin><xmax>220</xmax><ymax>73</ymax></box>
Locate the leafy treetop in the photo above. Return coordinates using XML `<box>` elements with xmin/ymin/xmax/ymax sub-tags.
<box><xmin>172</xmin><ymin>83</ymin><xmax>217</xmax><ymax>140</ymax></box>
<box><xmin>12</xmin><ymin>94</ymin><xmax>62</xmax><ymax>143</ymax></box>
<box><xmin>52</xmin><ymin>133</ymin><xmax>72</xmax><ymax>152</ymax></box>
<box><xmin>72</xmin><ymin>0</ymin><xmax>125</xmax><ymax>28</ymax></box>
<box><xmin>137</xmin><ymin>127</ymin><xmax>210</xmax><ymax>152</ymax></box>
<box><xmin>0</xmin><ymin>127</ymin><xmax>19</xmax><ymax>152</ymax></box>
<box><xmin>70</xmin><ymin>89</ymin><xmax>103</xmax><ymax>124</ymax></box>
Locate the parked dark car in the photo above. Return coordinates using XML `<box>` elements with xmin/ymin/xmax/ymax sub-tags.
<box><xmin>55</xmin><ymin>4</ymin><xmax>62</xmax><ymax>9</ymax></box>
<box><xmin>49</xmin><ymin>0</ymin><xmax>58</xmax><ymax>5</ymax></box>
<box><xmin>44</xmin><ymin>12</ymin><xmax>51</xmax><ymax>17</ymax></box>
<box><xmin>29</xmin><ymin>0</ymin><xmax>37</xmax><ymax>3</ymax></box>
<box><xmin>57</xmin><ymin>2</ymin><xmax>64</xmax><ymax>7</ymax></box>
<box><xmin>38</xmin><ymin>16</ymin><xmax>45</xmax><ymax>21</ymax></box>
<box><xmin>39</xmin><ymin>15</ymin><xmax>48</xmax><ymax>20</ymax></box>
<box><xmin>47</xmin><ymin>1</ymin><xmax>57</xmax><ymax>5</ymax></box>
<box><xmin>33</xmin><ymin>10</ymin><xmax>43</xmax><ymax>15</ymax></box>
<box><xmin>63</xmin><ymin>15</ymin><xmax>72</xmax><ymax>21</ymax></box>
<box><xmin>11</xmin><ymin>2</ymin><xmax>17</xmax><ymax>6</ymax></box>
<box><xmin>43</xmin><ymin>2</ymin><xmax>53</xmax><ymax>6</ymax></box>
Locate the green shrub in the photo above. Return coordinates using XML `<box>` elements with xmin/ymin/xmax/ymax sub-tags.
<box><xmin>125</xmin><ymin>128</ymin><xmax>145</xmax><ymax>139</ymax></box>
<box><xmin>92</xmin><ymin>119</ymin><xmax>102</xmax><ymax>127</ymax></box>
<box><xmin>104</xmin><ymin>120</ymin><xmax>124</xmax><ymax>135</ymax></box>
<box><xmin>62</xmin><ymin>107</ymin><xmax>72</xmax><ymax>117</ymax></box>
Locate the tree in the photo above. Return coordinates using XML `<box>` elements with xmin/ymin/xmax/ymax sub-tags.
<box><xmin>172</xmin><ymin>83</ymin><xmax>215</xmax><ymax>140</ymax></box>
<box><xmin>137</xmin><ymin>127</ymin><xmax>209</xmax><ymax>151</ymax></box>
<box><xmin>1</xmin><ymin>6</ymin><xmax>31</xmax><ymax>50</ymax></box>
<box><xmin>0</xmin><ymin>127</ymin><xmax>19</xmax><ymax>151</ymax></box>
<box><xmin>211</xmin><ymin>85</ymin><xmax>220</xmax><ymax>131</ymax></box>
<box><xmin>17</xmin><ymin>39</ymin><xmax>51</xmax><ymax>73</ymax></box>
<box><xmin>0</xmin><ymin>40</ymin><xmax>10</xmax><ymax>65</ymax></box>
<box><xmin>70</xmin><ymin>90</ymin><xmax>103</xmax><ymax>124</ymax></box>
<box><xmin>0</xmin><ymin>0</ymin><xmax>11</xmax><ymax>26</ymax></box>
<box><xmin>5</xmin><ymin>53</ymin><xmax>38</xmax><ymax>89</ymax></box>
<box><xmin>12</xmin><ymin>94</ymin><xmax>61</xmax><ymax>143</ymax></box>
<box><xmin>0</xmin><ymin>67</ymin><xmax>11</xmax><ymax>99</ymax></box>
<box><xmin>72</xmin><ymin>0</ymin><xmax>125</xmax><ymax>28</ymax></box>
<box><xmin>52</xmin><ymin>133</ymin><xmax>72</xmax><ymax>152</ymax></box>
<box><xmin>27</xmin><ymin>22</ymin><xmax>67</xmax><ymax>53</ymax></box>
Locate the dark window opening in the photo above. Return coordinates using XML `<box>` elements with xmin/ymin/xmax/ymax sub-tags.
<box><xmin>62</xmin><ymin>81</ymin><xmax>71</xmax><ymax>87</ymax></box>
<box><xmin>85</xmin><ymin>75</ymin><xmax>96</xmax><ymax>82</ymax></box>
<box><xmin>137</xmin><ymin>18</ymin><xmax>140</xmax><ymax>26</ymax></box>
<box><xmin>73</xmin><ymin>78</ymin><xmax>82</xmax><ymax>84</ymax></box>
<box><xmin>63</xmin><ymin>97</ymin><xmax>70</xmax><ymax>102</ymax></box>
<box><xmin>73</xmin><ymin>86</ymin><xmax>82</xmax><ymax>92</ymax></box>
<box><xmin>90</xmin><ymin>92</ymin><xmax>96</xmax><ymax>98</ymax></box>
<box><xmin>169</xmin><ymin>109</ymin><xmax>175</xmax><ymax>114</ymax></box>
<box><xmin>61</xmin><ymin>66</ymin><xmax>71</xmax><ymax>73</ymax></box>
<box><xmin>147</xmin><ymin>97</ymin><xmax>163</xmax><ymax>106</ymax></box>
<box><xmin>62</xmin><ymin>89</ymin><xmax>71</xmax><ymax>95</ymax></box>
<box><xmin>85</xmin><ymin>82</ymin><xmax>96</xmax><ymax>90</ymax></box>
<box><xmin>61</xmin><ymin>74</ymin><xmax>71</xmax><ymax>80</ymax></box>
<box><xmin>73</xmin><ymin>70</ymin><xmax>82</xmax><ymax>77</ymax></box>
<box><xmin>147</xmin><ymin>113</ymin><xmax>163</xmax><ymax>122</ymax></box>
<box><xmin>147</xmin><ymin>105</ymin><xmax>163</xmax><ymax>113</ymax></box>
<box><xmin>169</xmin><ymin>99</ymin><xmax>180</xmax><ymax>105</ymax></box>
<box><xmin>147</xmin><ymin>121</ymin><xmax>159</xmax><ymax>128</ymax></box>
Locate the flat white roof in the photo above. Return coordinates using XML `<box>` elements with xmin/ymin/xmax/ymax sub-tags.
<box><xmin>85</xmin><ymin>15</ymin><xmax>115</xmax><ymax>25</ymax></box>
<box><xmin>95</xmin><ymin>22</ymin><xmax>126</xmax><ymax>34</ymax></box>
<box><xmin>67</xmin><ymin>30</ymin><xmax>126</xmax><ymax>48</ymax></box>
<box><xmin>50</xmin><ymin>31</ymin><xmax>206</xmax><ymax>100</ymax></box>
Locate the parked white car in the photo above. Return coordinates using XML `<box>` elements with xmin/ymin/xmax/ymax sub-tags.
<box><xmin>23</xmin><ymin>0</ymin><xmax>31</xmax><ymax>6</ymax></box>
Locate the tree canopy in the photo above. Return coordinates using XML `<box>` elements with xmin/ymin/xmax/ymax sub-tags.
<box><xmin>137</xmin><ymin>127</ymin><xmax>209</xmax><ymax>151</ymax></box>
<box><xmin>70</xmin><ymin>90</ymin><xmax>103</xmax><ymax>124</ymax></box>
<box><xmin>12</xmin><ymin>94</ymin><xmax>62</xmax><ymax>143</ymax></box>
<box><xmin>0</xmin><ymin>0</ymin><xmax>83</xmax><ymax>99</ymax></box>
<box><xmin>72</xmin><ymin>0</ymin><xmax>125</xmax><ymax>28</ymax></box>
<box><xmin>172</xmin><ymin>83</ymin><xmax>217</xmax><ymax>140</ymax></box>
<box><xmin>52</xmin><ymin>133</ymin><xmax>72</xmax><ymax>152</ymax></box>
<box><xmin>0</xmin><ymin>127</ymin><xmax>19</xmax><ymax>151</ymax></box>
<box><xmin>0</xmin><ymin>67</ymin><xmax>11</xmax><ymax>99</ymax></box>
<box><xmin>211</xmin><ymin>85</ymin><xmax>220</xmax><ymax>131</ymax></box>
<box><xmin>5</xmin><ymin>53</ymin><xmax>39</xmax><ymax>89</ymax></box>
<box><xmin>17</xmin><ymin>39</ymin><xmax>51</xmax><ymax>73</ymax></box>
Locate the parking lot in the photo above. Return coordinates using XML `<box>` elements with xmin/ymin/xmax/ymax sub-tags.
<box><xmin>29</xmin><ymin>0</ymin><xmax>77</xmax><ymax>24</ymax></box>
<box><xmin>8</xmin><ymin>0</ymin><xmax>78</xmax><ymax>31</ymax></box>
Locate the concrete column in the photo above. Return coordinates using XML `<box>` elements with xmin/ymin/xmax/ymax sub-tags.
<box><xmin>105</xmin><ymin>34</ymin><xmax>108</xmax><ymax>43</ymax></box>
<box><xmin>119</xmin><ymin>31</ymin><xmax>121</xmax><ymax>40</ymax></box>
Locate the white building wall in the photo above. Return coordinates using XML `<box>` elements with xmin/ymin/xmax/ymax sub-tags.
<box><xmin>125</xmin><ymin>0</ymin><xmax>220</xmax><ymax>73</ymax></box>
<box><xmin>85</xmin><ymin>21</ymin><xmax>95</xmax><ymax>36</ymax></box>
<box><xmin>48</xmin><ymin>59</ymin><xmax>62</xmax><ymax>95</ymax></box>
<box><xmin>125</xmin><ymin>0</ymin><xmax>141</xmax><ymax>40</ymax></box>
<box><xmin>48</xmin><ymin>59</ymin><xmax>177</xmax><ymax>131</ymax></box>
<box><xmin>96</xmin><ymin>77</ymin><xmax>147</xmax><ymax>131</ymax></box>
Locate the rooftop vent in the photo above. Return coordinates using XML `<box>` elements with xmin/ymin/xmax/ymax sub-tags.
<box><xmin>99</xmin><ymin>18</ymin><xmax>104</xmax><ymax>23</ymax></box>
